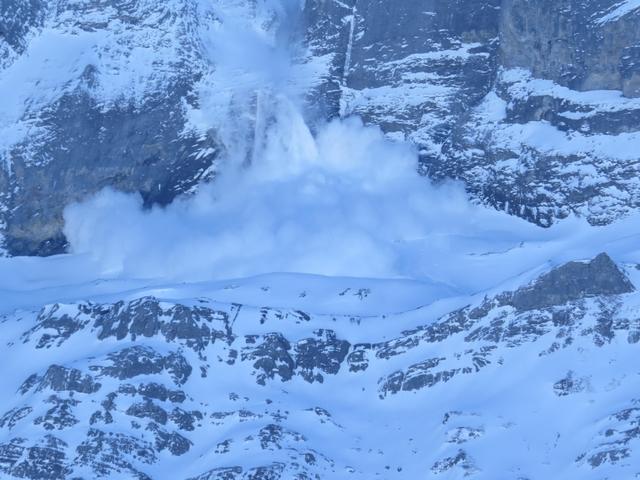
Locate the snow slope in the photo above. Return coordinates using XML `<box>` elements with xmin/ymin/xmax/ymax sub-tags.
<box><xmin>1</xmin><ymin>251</ymin><xmax>639</xmax><ymax>479</ymax></box>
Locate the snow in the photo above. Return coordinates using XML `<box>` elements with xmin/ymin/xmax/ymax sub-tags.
<box><xmin>501</xmin><ymin>67</ymin><xmax>640</xmax><ymax>114</ymax></box>
<box><xmin>342</xmin><ymin>5</ymin><xmax>357</xmax><ymax>86</ymax></box>
<box><xmin>596</xmin><ymin>0</ymin><xmax>640</xmax><ymax>23</ymax></box>
<box><xmin>495</xmin><ymin>121</ymin><xmax>640</xmax><ymax>161</ymax></box>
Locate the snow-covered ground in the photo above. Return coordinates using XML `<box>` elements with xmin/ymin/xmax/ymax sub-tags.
<box><xmin>1</xmin><ymin>233</ymin><xmax>639</xmax><ymax>478</ymax></box>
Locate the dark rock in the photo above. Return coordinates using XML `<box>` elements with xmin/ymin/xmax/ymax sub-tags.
<box><xmin>0</xmin><ymin>407</ymin><xmax>32</xmax><ymax>430</ymax></box>
<box><xmin>500</xmin><ymin>0</ymin><xmax>640</xmax><ymax>92</ymax></box>
<box><xmin>146</xmin><ymin>422</ymin><xmax>192</xmax><ymax>456</ymax></box>
<box><xmin>95</xmin><ymin>297</ymin><xmax>231</xmax><ymax>351</ymax></box>
<box><xmin>170</xmin><ymin>408</ymin><xmax>203</xmax><ymax>431</ymax></box>
<box><xmin>23</xmin><ymin>303</ymin><xmax>92</xmax><ymax>349</ymax></box>
<box><xmin>577</xmin><ymin>402</ymin><xmax>640</xmax><ymax>468</ymax></box>
<box><xmin>446</xmin><ymin>427</ymin><xmax>484</xmax><ymax>444</ymax></box>
<box><xmin>20</xmin><ymin>365</ymin><xmax>101</xmax><ymax>395</ymax></box>
<box><xmin>126</xmin><ymin>399</ymin><xmax>168</xmax><ymax>425</ymax></box>
<box><xmin>137</xmin><ymin>382</ymin><xmax>186</xmax><ymax>404</ymax></box>
<box><xmin>553</xmin><ymin>371</ymin><xmax>589</xmax><ymax>396</ymax></box>
<box><xmin>33</xmin><ymin>396</ymin><xmax>80</xmax><ymax>431</ymax></box>
<box><xmin>510</xmin><ymin>253</ymin><xmax>635</xmax><ymax>311</ymax></box>
<box><xmin>346</xmin><ymin>344</ymin><xmax>371</xmax><ymax>372</ymax></box>
<box><xmin>294</xmin><ymin>330</ymin><xmax>350</xmax><ymax>383</ymax></box>
<box><xmin>258</xmin><ymin>424</ymin><xmax>305</xmax><ymax>450</ymax></box>
<box><xmin>187</xmin><ymin>466</ymin><xmax>243</xmax><ymax>480</ymax></box>
<box><xmin>431</xmin><ymin>449</ymin><xmax>477</xmax><ymax>476</ymax></box>
<box><xmin>74</xmin><ymin>428</ymin><xmax>156</xmax><ymax>479</ymax></box>
<box><xmin>245</xmin><ymin>463</ymin><xmax>285</xmax><ymax>480</ymax></box>
<box><xmin>96</xmin><ymin>346</ymin><xmax>192</xmax><ymax>386</ymax></box>
<box><xmin>0</xmin><ymin>436</ymin><xmax>71</xmax><ymax>480</ymax></box>
<box><xmin>242</xmin><ymin>333</ymin><xmax>295</xmax><ymax>385</ymax></box>
<box><xmin>1</xmin><ymin>2</ymin><xmax>219</xmax><ymax>256</ymax></box>
<box><xmin>379</xmin><ymin>347</ymin><xmax>495</xmax><ymax>397</ymax></box>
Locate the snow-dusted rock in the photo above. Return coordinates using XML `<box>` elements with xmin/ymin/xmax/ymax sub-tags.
<box><xmin>1</xmin><ymin>253</ymin><xmax>639</xmax><ymax>478</ymax></box>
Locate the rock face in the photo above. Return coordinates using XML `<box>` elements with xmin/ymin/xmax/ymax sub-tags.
<box><xmin>316</xmin><ymin>0</ymin><xmax>640</xmax><ymax>228</ymax></box>
<box><xmin>299</xmin><ymin>0</ymin><xmax>640</xmax><ymax>227</ymax></box>
<box><xmin>500</xmin><ymin>0</ymin><xmax>640</xmax><ymax>95</ymax></box>
<box><xmin>508</xmin><ymin>252</ymin><xmax>636</xmax><ymax>310</ymax></box>
<box><xmin>337</xmin><ymin>0</ymin><xmax>501</xmax><ymax>158</ymax></box>
<box><xmin>429</xmin><ymin>1</ymin><xmax>640</xmax><ymax>226</ymax></box>
<box><xmin>0</xmin><ymin>0</ymin><xmax>219</xmax><ymax>255</ymax></box>
<box><xmin>1</xmin><ymin>0</ymin><xmax>640</xmax><ymax>253</ymax></box>
<box><xmin>2</xmin><ymin>253</ymin><xmax>640</xmax><ymax>478</ymax></box>
<box><xmin>0</xmin><ymin>0</ymin><xmax>45</xmax><ymax>62</ymax></box>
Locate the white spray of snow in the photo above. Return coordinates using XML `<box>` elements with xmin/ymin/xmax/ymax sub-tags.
<box><xmin>64</xmin><ymin>108</ymin><xmax>496</xmax><ymax>281</ymax></box>
<box><xmin>61</xmin><ymin>0</ymin><xmax>521</xmax><ymax>283</ymax></box>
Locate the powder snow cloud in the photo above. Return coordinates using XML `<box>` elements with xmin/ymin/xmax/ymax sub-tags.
<box><xmin>62</xmin><ymin>0</ymin><xmax>541</xmax><ymax>284</ymax></box>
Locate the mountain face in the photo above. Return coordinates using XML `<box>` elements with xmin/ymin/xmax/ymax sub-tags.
<box><xmin>310</xmin><ymin>0</ymin><xmax>640</xmax><ymax>227</ymax></box>
<box><xmin>1</xmin><ymin>253</ymin><xmax>639</xmax><ymax>479</ymax></box>
<box><xmin>0</xmin><ymin>0</ymin><xmax>218</xmax><ymax>255</ymax></box>
<box><xmin>2</xmin><ymin>1</ymin><xmax>640</xmax><ymax>480</ymax></box>
<box><xmin>1</xmin><ymin>0</ymin><xmax>640</xmax><ymax>254</ymax></box>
